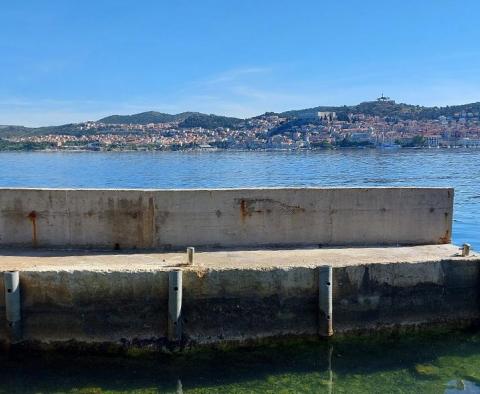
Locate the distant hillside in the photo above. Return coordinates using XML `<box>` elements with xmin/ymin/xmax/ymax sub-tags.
<box><xmin>178</xmin><ymin>113</ymin><xmax>244</xmax><ymax>129</ymax></box>
<box><xmin>0</xmin><ymin>125</ymin><xmax>32</xmax><ymax>138</ymax></box>
<box><xmin>98</xmin><ymin>111</ymin><xmax>244</xmax><ymax>129</ymax></box>
<box><xmin>3</xmin><ymin>99</ymin><xmax>480</xmax><ymax>138</ymax></box>
<box><xmin>0</xmin><ymin>123</ymin><xmax>106</xmax><ymax>138</ymax></box>
<box><xmin>282</xmin><ymin>101</ymin><xmax>480</xmax><ymax>120</ymax></box>
<box><xmin>98</xmin><ymin>111</ymin><xmax>197</xmax><ymax>124</ymax></box>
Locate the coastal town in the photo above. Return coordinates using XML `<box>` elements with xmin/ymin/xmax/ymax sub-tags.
<box><xmin>4</xmin><ymin>96</ymin><xmax>480</xmax><ymax>151</ymax></box>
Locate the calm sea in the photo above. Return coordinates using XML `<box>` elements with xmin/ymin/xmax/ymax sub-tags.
<box><xmin>0</xmin><ymin>149</ymin><xmax>477</xmax><ymax>248</ymax></box>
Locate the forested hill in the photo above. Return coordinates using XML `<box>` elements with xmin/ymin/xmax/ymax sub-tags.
<box><xmin>282</xmin><ymin>101</ymin><xmax>480</xmax><ymax>120</ymax></box>
<box><xmin>0</xmin><ymin>124</ymin><xmax>82</xmax><ymax>138</ymax></box>
<box><xmin>98</xmin><ymin>111</ymin><xmax>196</xmax><ymax>124</ymax></box>
<box><xmin>98</xmin><ymin>111</ymin><xmax>244</xmax><ymax>128</ymax></box>
<box><xmin>177</xmin><ymin>113</ymin><xmax>244</xmax><ymax>129</ymax></box>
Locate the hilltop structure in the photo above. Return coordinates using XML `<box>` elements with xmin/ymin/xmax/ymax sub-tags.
<box><xmin>376</xmin><ymin>93</ymin><xmax>395</xmax><ymax>103</ymax></box>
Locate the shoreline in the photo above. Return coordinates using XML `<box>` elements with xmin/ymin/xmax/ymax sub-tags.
<box><xmin>0</xmin><ymin>145</ymin><xmax>479</xmax><ymax>153</ymax></box>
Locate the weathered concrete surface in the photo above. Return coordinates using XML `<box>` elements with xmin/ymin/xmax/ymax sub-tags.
<box><xmin>0</xmin><ymin>244</ymin><xmax>467</xmax><ymax>271</ymax></box>
<box><xmin>0</xmin><ymin>244</ymin><xmax>478</xmax><ymax>346</ymax></box>
<box><xmin>0</xmin><ymin>187</ymin><xmax>453</xmax><ymax>249</ymax></box>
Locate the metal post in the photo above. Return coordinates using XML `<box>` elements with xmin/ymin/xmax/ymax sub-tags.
<box><xmin>319</xmin><ymin>266</ymin><xmax>333</xmax><ymax>337</ymax></box>
<box><xmin>462</xmin><ymin>243</ymin><xmax>471</xmax><ymax>257</ymax></box>
<box><xmin>168</xmin><ymin>270</ymin><xmax>183</xmax><ymax>341</ymax></box>
<box><xmin>4</xmin><ymin>271</ymin><xmax>22</xmax><ymax>342</ymax></box>
<box><xmin>327</xmin><ymin>344</ymin><xmax>334</xmax><ymax>394</ymax></box>
<box><xmin>187</xmin><ymin>247</ymin><xmax>195</xmax><ymax>265</ymax></box>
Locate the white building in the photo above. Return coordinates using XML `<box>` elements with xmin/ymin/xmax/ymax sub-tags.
<box><xmin>317</xmin><ymin>111</ymin><xmax>336</xmax><ymax>120</ymax></box>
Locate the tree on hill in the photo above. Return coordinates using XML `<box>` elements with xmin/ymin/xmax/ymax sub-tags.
<box><xmin>336</xmin><ymin>112</ymin><xmax>350</xmax><ymax>122</ymax></box>
<box><xmin>178</xmin><ymin>114</ymin><xmax>244</xmax><ymax>129</ymax></box>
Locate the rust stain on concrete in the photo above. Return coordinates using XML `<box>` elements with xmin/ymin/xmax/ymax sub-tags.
<box><xmin>240</xmin><ymin>199</ymin><xmax>248</xmax><ymax>221</ymax></box>
<box><xmin>28</xmin><ymin>210</ymin><xmax>38</xmax><ymax>247</ymax></box>
<box><xmin>439</xmin><ymin>229</ymin><xmax>450</xmax><ymax>244</ymax></box>
<box><xmin>438</xmin><ymin>210</ymin><xmax>452</xmax><ymax>244</ymax></box>
<box><xmin>238</xmin><ymin>198</ymin><xmax>305</xmax><ymax>221</ymax></box>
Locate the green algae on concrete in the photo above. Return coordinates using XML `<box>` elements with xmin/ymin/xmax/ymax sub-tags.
<box><xmin>1</xmin><ymin>328</ymin><xmax>480</xmax><ymax>393</ymax></box>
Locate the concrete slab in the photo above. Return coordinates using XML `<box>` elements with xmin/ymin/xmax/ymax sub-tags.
<box><xmin>0</xmin><ymin>244</ymin><xmax>475</xmax><ymax>272</ymax></box>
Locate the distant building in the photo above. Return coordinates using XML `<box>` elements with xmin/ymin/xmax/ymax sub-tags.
<box><xmin>350</xmin><ymin>132</ymin><xmax>373</xmax><ymax>143</ymax></box>
<box><xmin>458</xmin><ymin>138</ymin><xmax>480</xmax><ymax>147</ymax></box>
<box><xmin>198</xmin><ymin>144</ymin><xmax>217</xmax><ymax>151</ymax></box>
<box><xmin>426</xmin><ymin>135</ymin><xmax>440</xmax><ymax>147</ymax></box>
<box><xmin>376</xmin><ymin>94</ymin><xmax>395</xmax><ymax>104</ymax></box>
<box><xmin>317</xmin><ymin>111</ymin><xmax>336</xmax><ymax>121</ymax></box>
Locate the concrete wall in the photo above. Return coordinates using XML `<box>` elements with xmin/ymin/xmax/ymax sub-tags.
<box><xmin>0</xmin><ymin>187</ymin><xmax>453</xmax><ymax>249</ymax></box>
<box><xmin>0</xmin><ymin>260</ymin><xmax>478</xmax><ymax>345</ymax></box>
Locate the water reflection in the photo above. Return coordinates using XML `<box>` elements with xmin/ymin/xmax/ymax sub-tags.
<box><xmin>2</xmin><ymin>330</ymin><xmax>480</xmax><ymax>392</ymax></box>
<box><xmin>445</xmin><ymin>379</ymin><xmax>480</xmax><ymax>393</ymax></box>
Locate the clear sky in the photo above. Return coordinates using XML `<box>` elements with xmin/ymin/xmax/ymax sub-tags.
<box><xmin>1</xmin><ymin>0</ymin><xmax>479</xmax><ymax>126</ymax></box>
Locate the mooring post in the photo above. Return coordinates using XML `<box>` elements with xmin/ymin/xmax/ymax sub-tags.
<box><xmin>187</xmin><ymin>247</ymin><xmax>195</xmax><ymax>265</ymax></box>
<box><xmin>462</xmin><ymin>243</ymin><xmax>471</xmax><ymax>257</ymax></box>
<box><xmin>319</xmin><ymin>265</ymin><xmax>333</xmax><ymax>337</ymax></box>
<box><xmin>168</xmin><ymin>270</ymin><xmax>183</xmax><ymax>341</ymax></box>
<box><xmin>4</xmin><ymin>271</ymin><xmax>22</xmax><ymax>342</ymax></box>
<box><xmin>327</xmin><ymin>344</ymin><xmax>334</xmax><ymax>394</ymax></box>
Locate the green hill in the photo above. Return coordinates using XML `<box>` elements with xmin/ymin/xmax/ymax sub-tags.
<box><xmin>0</xmin><ymin>111</ymin><xmax>245</xmax><ymax>138</ymax></box>
<box><xmin>178</xmin><ymin>113</ymin><xmax>244</xmax><ymax>129</ymax></box>
<box><xmin>98</xmin><ymin>111</ymin><xmax>197</xmax><ymax>124</ymax></box>
<box><xmin>282</xmin><ymin>101</ymin><xmax>480</xmax><ymax>120</ymax></box>
<box><xmin>98</xmin><ymin>111</ymin><xmax>244</xmax><ymax>129</ymax></box>
<box><xmin>0</xmin><ymin>123</ymin><xmax>105</xmax><ymax>138</ymax></box>
<box><xmin>0</xmin><ymin>124</ymin><xmax>80</xmax><ymax>138</ymax></box>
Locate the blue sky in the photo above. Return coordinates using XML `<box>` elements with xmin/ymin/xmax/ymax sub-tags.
<box><xmin>1</xmin><ymin>0</ymin><xmax>480</xmax><ymax>126</ymax></box>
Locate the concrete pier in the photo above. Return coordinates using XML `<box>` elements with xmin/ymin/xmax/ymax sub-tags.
<box><xmin>0</xmin><ymin>244</ymin><xmax>478</xmax><ymax>348</ymax></box>
<box><xmin>0</xmin><ymin>187</ymin><xmax>476</xmax><ymax>350</ymax></box>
